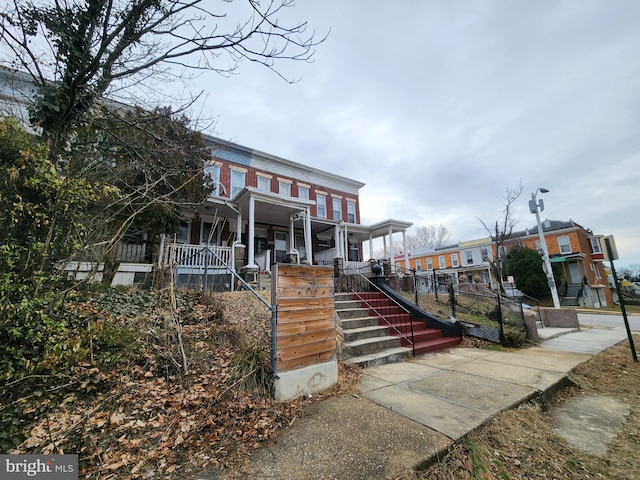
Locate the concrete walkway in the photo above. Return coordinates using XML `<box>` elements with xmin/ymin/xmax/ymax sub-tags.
<box><xmin>361</xmin><ymin>325</ymin><xmax>630</xmax><ymax>441</ymax></box>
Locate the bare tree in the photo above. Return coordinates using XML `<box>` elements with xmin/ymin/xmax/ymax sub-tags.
<box><xmin>0</xmin><ymin>0</ymin><xmax>325</xmax><ymax>164</ymax></box>
<box><xmin>476</xmin><ymin>182</ymin><xmax>524</xmax><ymax>285</ymax></box>
<box><xmin>414</xmin><ymin>225</ymin><xmax>451</xmax><ymax>249</ymax></box>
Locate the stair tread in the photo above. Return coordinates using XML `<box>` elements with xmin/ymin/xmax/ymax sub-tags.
<box><xmin>343</xmin><ymin>335</ymin><xmax>401</xmax><ymax>347</ymax></box>
<box><xmin>344</xmin><ymin>347</ymin><xmax>412</xmax><ymax>366</ymax></box>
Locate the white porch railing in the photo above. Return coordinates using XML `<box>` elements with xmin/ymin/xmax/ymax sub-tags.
<box><xmin>161</xmin><ymin>242</ymin><xmax>233</xmax><ymax>272</ymax></box>
<box><xmin>255</xmin><ymin>250</ymin><xmax>272</xmax><ymax>272</ymax></box>
<box><xmin>314</xmin><ymin>248</ymin><xmax>337</xmax><ymax>266</ymax></box>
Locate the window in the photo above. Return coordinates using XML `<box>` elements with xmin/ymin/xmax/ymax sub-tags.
<box><xmin>230</xmin><ymin>169</ymin><xmax>245</xmax><ymax>197</ymax></box>
<box><xmin>257</xmin><ymin>176</ymin><xmax>270</xmax><ymax>192</ymax></box>
<box><xmin>427</xmin><ymin>258</ymin><xmax>433</xmax><ymax>270</ymax></box>
<box><xmin>202</xmin><ymin>222</ymin><xmax>219</xmax><ymax>245</ymax></box>
<box><xmin>298</xmin><ymin>185</ymin><xmax>310</xmax><ymax>200</ymax></box>
<box><xmin>176</xmin><ymin>220</ymin><xmax>189</xmax><ymax>244</ymax></box>
<box><xmin>590</xmin><ymin>237</ymin><xmax>603</xmax><ymax>254</ymax></box>
<box><xmin>465</xmin><ymin>250</ymin><xmax>473</xmax><ymax>265</ymax></box>
<box><xmin>347</xmin><ymin>201</ymin><xmax>356</xmax><ymax>223</ymax></box>
<box><xmin>480</xmin><ymin>248</ymin><xmax>489</xmax><ymax>261</ymax></box>
<box><xmin>451</xmin><ymin>253</ymin><xmax>459</xmax><ymax>268</ymax></box>
<box><xmin>438</xmin><ymin>255</ymin><xmax>446</xmax><ymax>269</ymax></box>
<box><xmin>416</xmin><ymin>259</ymin><xmax>422</xmax><ymax>271</ymax></box>
<box><xmin>279</xmin><ymin>181</ymin><xmax>291</xmax><ymax>197</ymax></box>
<box><xmin>535</xmin><ymin>239</ymin><xmax>542</xmax><ymax>252</ymax></box>
<box><xmin>557</xmin><ymin>236</ymin><xmax>572</xmax><ymax>254</ymax></box>
<box><xmin>332</xmin><ymin>198</ymin><xmax>342</xmax><ymax>221</ymax></box>
<box><xmin>204</xmin><ymin>164</ymin><xmax>221</xmax><ymax>196</ymax></box>
<box><xmin>316</xmin><ymin>194</ymin><xmax>327</xmax><ymax>218</ymax></box>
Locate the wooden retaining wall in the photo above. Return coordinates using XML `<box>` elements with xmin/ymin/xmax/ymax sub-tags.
<box><xmin>273</xmin><ymin>264</ymin><xmax>337</xmax><ymax>374</ymax></box>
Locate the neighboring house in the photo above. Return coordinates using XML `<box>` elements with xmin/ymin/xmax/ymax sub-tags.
<box><xmin>0</xmin><ymin>67</ymin><xmax>413</xmax><ymax>287</ymax></box>
<box><xmin>503</xmin><ymin>219</ymin><xmax>611</xmax><ymax>307</ymax></box>
<box><xmin>398</xmin><ymin>219</ymin><xmax>611</xmax><ymax>308</ymax></box>
<box><xmin>397</xmin><ymin>238</ymin><xmax>495</xmax><ymax>293</ymax></box>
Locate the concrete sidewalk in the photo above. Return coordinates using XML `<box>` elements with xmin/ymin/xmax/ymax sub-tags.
<box><xmin>362</xmin><ymin>325</ymin><xmax>629</xmax><ymax>441</ymax></box>
<box><xmin>213</xmin><ymin>325</ymin><xmax>630</xmax><ymax>480</ymax></box>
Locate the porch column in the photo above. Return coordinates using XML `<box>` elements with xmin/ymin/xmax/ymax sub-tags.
<box><xmin>335</xmin><ymin>225</ymin><xmax>342</xmax><ymax>257</ymax></box>
<box><xmin>369</xmin><ymin>232</ymin><xmax>374</xmax><ymax>260</ymax></box>
<box><xmin>248</xmin><ymin>196</ymin><xmax>257</xmax><ymax>267</ymax></box>
<box><xmin>236</xmin><ymin>210</ymin><xmax>242</xmax><ymax>244</ymax></box>
<box><xmin>305</xmin><ymin>207</ymin><xmax>313</xmax><ymax>264</ymax></box>
<box><xmin>343</xmin><ymin>224</ymin><xmax>349</xmax><ymax>262</ymax></box>
<box><xmin>388</xmin><ymin>226</ymin><xmax>394</xmax><ymax>265</ymax></box>
<box><xmin>402</xmin><ymin>230</ymin><xmax>410</xmax><ymax>269</ymax></box>
<box><xmin>383</xmin><ymin>236</ymin><xmax>388</xmax><ymax>260</ymax></box>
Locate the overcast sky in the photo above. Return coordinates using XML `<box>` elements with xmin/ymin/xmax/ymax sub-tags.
<box><xmin>175</xmin><ymin>0</ymin><xmax>640</xmax><ymax>267</ymax></box>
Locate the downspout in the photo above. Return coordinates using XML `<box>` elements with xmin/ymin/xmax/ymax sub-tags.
<box><xmin>305</xmin><ymin>207</ymin><xmax>313</xmax><ymax>264</ymax></box>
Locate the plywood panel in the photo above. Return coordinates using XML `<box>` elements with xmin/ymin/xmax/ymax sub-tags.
<box><xmin>274</xmin><ymin>264</ymin><xmax>336</xmax><ymax>373</ymax></box>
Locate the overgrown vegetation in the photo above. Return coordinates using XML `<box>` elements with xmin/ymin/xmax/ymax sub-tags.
<box><xmin>1</xmin><ymin>288</ymin><xmax>300</xmax><ymax>477</ymax></box>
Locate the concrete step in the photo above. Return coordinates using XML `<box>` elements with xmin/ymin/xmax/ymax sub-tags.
<box><xmin>341</xmin><ymin>316</ymin><xmax>384</xmax><ymax>330</ymax></box>
<box><xmin>343</xmin><ymin>335</ymin><xmax>402</xmax><ymax>357</ymax></box>
<box><xmin>343</xmin><ymin>325</ymin><xmax>392</xmax><ymax>343</ymax></box>
<box><xmin>336</xmin><ymin>307</ymin><xmax>372</xmax><ymax>320</ymax></box>
<box><xmin>343</xmin><ymin>346</ymin><xmax>412</xmax><ymax>367</ymax></box>
<box><xmin>335</xmin><ymin>299</ymin><xmax>366</xmax><ymax>310</ymax></box>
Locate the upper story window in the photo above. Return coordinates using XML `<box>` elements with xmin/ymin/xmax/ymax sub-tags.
<box><xmin>427</xmin><ymin>258</ymin><xmax>433</xmax><ymax>270</ymax></box>
<box><xmin>451</xmin><ymin>253</ymin><xmax>459</xmax><ymax>268</ymax></box>
<box><xmin>298</xmin><ymin>185</ymin><xmax>310</xmax><ymax>200</ymax></box>
<box><xmin>316</xmin><ymin>193</ymin><xmax>327</xmax><ymax>218</ymax></box>
<box><xmin>557</xmin><ymin>235</ymin><xmax>572</xmax><ymax>254</ymax></box>
<box><xmin>480</xmin><ymin>248</ymin><xmax>489</xmax><ymax>261</ymax></box>
<box><xmin>332</xmin><ymin>197</ymin><xmax>342</xmax><ymax>221</ymax></box>
<box><xmin>416</xmin><ymin>259</ymin><xmax>422</xmax><ymax>271</ymax></box>
<box><xmin>279</xmin><ymin>180</ymin><xmax>291</xmax><ymax>197</ymax></box>
<box><xmin>257</xmin><ymin>175</ymin><xmax>270</xmax><ymax>192</ymax></box>
<box><xmin>590</xmin><ymin>237</ymin><xmax>603</xmax><ymax>254</ymax></box>
<box><xmin>347</xmin><ymin>201</ymin><xmax>356</xmax><ymax>223</ymax></box>
<box><xmin>535</xmin><ymin>239</ymin><xmax>543</xmax><ymax>252</ymax></box>
<box><xmin>465</xmin><ymin>250</ymin><xmax>473</xmax><ymax>265</ymax></box>
<box><xmin>204</xmin><ymin>164</ymin><xmax>221</xmax><ymax>196</ymax></box>
<box><xmin>230</xmin><ymin>169</ymin><xmax>245</xmax><ymax>198</ymax></box>
<box><xmin>438</xmin><ymin>255</ymin><xmax>446</xmax><ymax>269</ymax></box>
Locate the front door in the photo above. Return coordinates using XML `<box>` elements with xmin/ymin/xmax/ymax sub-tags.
<box><xmin>569</xmin><ymin>263</ymin><xmax>582</xmax><ymax>284</ymax></box>
<box><xmin>275</xmin><ymin>231</ymin><xmax>288</xmax><ymax>263</ymax></box>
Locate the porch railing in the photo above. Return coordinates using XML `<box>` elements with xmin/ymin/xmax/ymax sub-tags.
<box><xmin>160</xmin><ymin>242</ymin><xmax>233</xmax><ymax>272</ymax></box>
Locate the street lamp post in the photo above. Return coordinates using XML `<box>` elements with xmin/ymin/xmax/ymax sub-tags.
<box><xmin>529</xmin><ymin>188</ymin><xmax>561</xmax><ymax>308</ymax></box>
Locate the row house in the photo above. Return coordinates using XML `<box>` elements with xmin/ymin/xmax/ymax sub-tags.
<box><xmin>505</xmin><ymin>219</ymin><xmax>611</xmax><ymax>307</ymax></box>
<box><xmin>399</xmin><ymin>219</ymin><xmax>611</xmax><ymax>307</ymax></box>
<box><xmin>397</xmin><ymin>238</ymin><xmax>495</xmax><ymax>293</ymax></box>
<box><xmin>163</xmin><ymin>136</ymin><xmax>413</xmax><ymax>286</ymax></box>
<box><xmin>1</xmin><ymin>67</ymin><xmax>413</xmax><ymax>287</ymax></box>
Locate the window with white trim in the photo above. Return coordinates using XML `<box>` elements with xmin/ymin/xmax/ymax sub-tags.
<box><xmin>316</xmin><ymin>194</ymin><xmax>327</xmax><ymax>218</ymax></box>
<box><xmin>332</xmin><ymin>198</ymin><xmax>342</xmax><ymax>221</ymax></box>
<box><xmin>347</xmin><ymin>201</ymin><xmax>356</xmax><ymax>223</ymax></box>
<box><xmin>416</xmin><ymin>260</ymin><xmax>422</xmax><ymax>271</ymax></box>
<box><xmin>465</xmin><ymin>250</ymin><xmax>473</xmax><ymax>265</ymax></box>
<box><xmin>279</xmin><ymin>181</ymin><xmax>291</xmax><ymax>197</ymax></box>
<box><xmin>204</xmin><ymin>164</ymin><xmax>221</xmax><ymax>196</ymax></box>
<box><xmin>298</xmin><ymin>186</ymin><xmax>310</xmax><ymax>200</ymax></box>
<box><xmin>557</xmin><ymin>236</ymin><xmax>572</xmax><ymax>254</ymax></box>
<box><xmin>590</xmin><ymin>237</ymin><xmax>603</xmax><ymax>254</ymax></box>
<box><xmin>230</xmin><ymin>169</ymin><xmax>245</xmax><ymax>198</ymax></box>
<box><xmin>257</xmin><ymin>176</ymin><xmax>270</xmax><ymax>192</ymax></box>
<box><xmin>438</xmin><ymin>255</ymin><xmax>446</xmax><ymax>269</ymax></box>
<box><xmin>427</xmin><ymin>258</ymin><xmax>433</xmax><ymax>270</ymax></box>
<box><xmin>451</xmin><ymin>253</ymin><xmax>459</xmax><ymax>268</ymax></box>
<box><xmin>535</xmin><ymin>239</ymin><xmax>542</xmax><ymax>252</ymax></box>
